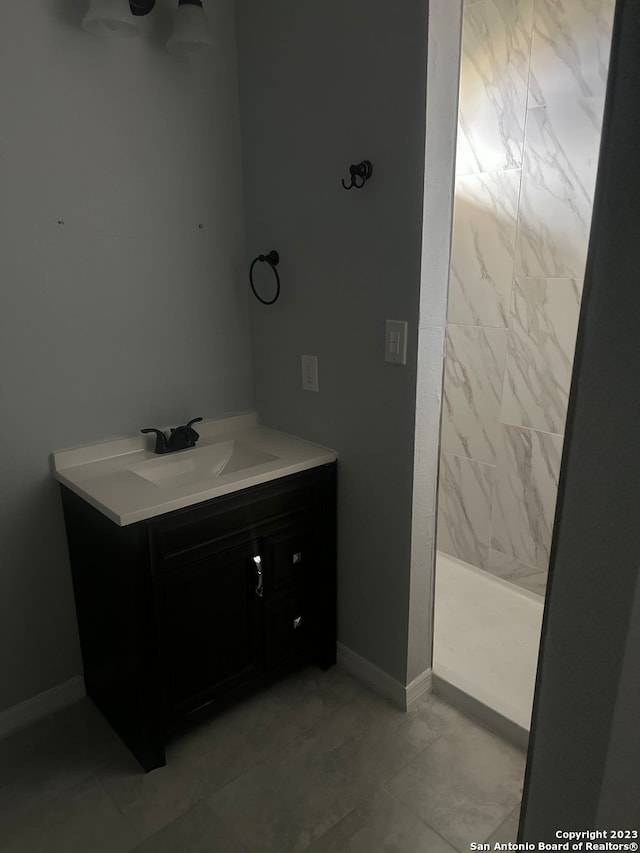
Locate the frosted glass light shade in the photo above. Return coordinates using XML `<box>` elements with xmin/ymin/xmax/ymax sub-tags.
<box><xmin>166</xmin><ymin>2</ymin><xmax>214</xmax><ymax>56</ymax></box>
<box><xmin>82</xmin><ymin>0</ymin><xmax>140</xmax><ymax>38</ymax></box>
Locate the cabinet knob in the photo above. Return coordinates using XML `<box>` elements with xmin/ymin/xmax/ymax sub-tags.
<box><xmin>292</xmin><ymin>552</ymin><xmax>302</xmax><ymax>564</ymax></box>
<box><xmin>253</xmin><ymin>555</ymin><xmax>263</xmax><ymax>598</ymax></box>
<box><xmin>293</xmin><ymin>616</ymin><xmax>303</xmax><ymax>629</ymax></box>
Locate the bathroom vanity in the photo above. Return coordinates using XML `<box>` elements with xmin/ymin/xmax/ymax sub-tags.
<box><xmin>52</xmin><ymin>414</ymin><xmax>337</xmax><ymax>771</ymax></box>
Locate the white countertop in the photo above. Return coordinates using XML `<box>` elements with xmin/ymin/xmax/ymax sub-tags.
<box><xmin>51</xmin><ymin>413</ymin><xmax>337</xmax><ymax>526</ymax></box>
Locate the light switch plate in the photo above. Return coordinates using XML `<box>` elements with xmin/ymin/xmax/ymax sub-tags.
<box><xmin>301</xmin><ymin>355</ymin><xmax>319</xmax><ymax>391</ymax></box>
<box><xmin>384</xmin><ymin>320</ymin><xmax>408</xmax><ymax>365</ymax></box>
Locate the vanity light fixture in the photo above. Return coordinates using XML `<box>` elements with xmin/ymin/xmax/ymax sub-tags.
<box><xmin>81</xmin><ymin>0</ymin><xmax>149</xmax><ymax>37</ymax></box>
<box><xmin>166</xmin><ymin>0</ymin><xmax>214</xmax><ymax>56</ymax></box>
<box><xmin>82</xmin><ymin>0</ymin><xmax>213</xmax><ymax>56</ymax></box>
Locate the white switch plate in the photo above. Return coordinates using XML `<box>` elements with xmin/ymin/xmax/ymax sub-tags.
<box><xmin>384</xmin><ymin>320</ymin><xmax>408</xmax><ymax>365</ymax></box>
<box><xmin>301</xmin><ymin>355</ymin><xmax>319</xmax><ymax>391</ymax></box>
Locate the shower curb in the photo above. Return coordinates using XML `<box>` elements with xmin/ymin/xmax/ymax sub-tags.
<box><xmin>433</xmin><ymin>672</ymin><xmax>529</xmax><ymax>750</ymax></box>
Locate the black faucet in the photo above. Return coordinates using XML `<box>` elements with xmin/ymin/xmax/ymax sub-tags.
<box><xmin>141</xmin><ymin>417</ymin><xmax>203</xmax><ymax>454</ymax></box>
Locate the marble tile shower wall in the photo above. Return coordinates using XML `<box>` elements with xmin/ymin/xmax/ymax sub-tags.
<box><xmin>437</xmin><ymin>0</ymin><xmax>615</xmax><ymax>597</ymax></box>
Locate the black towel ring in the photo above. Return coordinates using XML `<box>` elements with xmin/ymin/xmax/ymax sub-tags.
<box><xmin>249</xmin><ymin>250</ymin><xmax>280</xmax><ymax>305</ymax></box>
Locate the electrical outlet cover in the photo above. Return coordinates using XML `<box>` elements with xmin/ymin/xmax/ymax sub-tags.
<box><xmin>301</xmin><ymin>355</ymin><xmax>319</xmax><ymax>391</ymax></box>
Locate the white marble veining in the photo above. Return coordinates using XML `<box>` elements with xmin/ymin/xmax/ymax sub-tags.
<box><xmin>515</xmin><ymin>97</ymin><xmax>604</xmax><ymax>278</ymax></box>
<box><xmin>456</xmin><ymin>0</ymin><xmax>534</xmax><ymax>175</ymax></box>
<box><xmin>487</xmin><ymin>548</ymin><xmax>547</xmax><ymax>597</ymax></box>
<box><xmin>442</xmin><ymin>325</ymin><xmax>508</xmax><ymax>465</ymax></box>
<box><xmin>433</xmin><ymin>552</ymin><xmax>544</xmax><ymax>730</ymax></box>
<box><xmin>439</xmin><ymin>0</ymin><xmax>612</xmax><ymax>592</ymax></box>
<box><xmin>491</xmin><ymin>424</ymin><xmax>563</xmax><ymax>570</ymax></box>
<box><xmin>529</xmin><ymin>0</ymin><xmax>615</xmax><ymax>107</ymax></box>
<box><xmin>501</xmin><ymin>277</ymin><xmax>583</xmax><ymax>434</ymax></box>
<box><xmin>437</xmin><ymin>452</ymin><xmax>495</xmax><ymax>569</ymax></box>
<box><xmin>448</xmin><ymin>170</ymin><xmax>521</xmax><ymax>327</ymax></box>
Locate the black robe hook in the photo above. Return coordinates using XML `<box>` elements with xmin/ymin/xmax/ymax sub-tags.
<box><xmin>342</xmin><ymin>160</ymin><xmax>373</xmax><ymax>190</ymax></box>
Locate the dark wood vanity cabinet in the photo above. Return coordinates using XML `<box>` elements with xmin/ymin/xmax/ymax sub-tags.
<box><xmin>61</xmin><ymin>463</ymin><xmax>336</xmax><ymax>772</ymax></box>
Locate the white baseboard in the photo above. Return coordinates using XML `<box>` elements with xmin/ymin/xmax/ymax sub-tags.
<box><xmin>337</xmin><ymin>642</ymin><xmax>432</xmax><ymax>711</ymax></box>
<box><xmin>0</xmin><ymin>677</ymin><xmax>86</xmax><ymax>741</ymax></box>
<box><xmin>405</xmin><ymin>668</ymin><xmax>433</xmax><ymax>710</ymax></box>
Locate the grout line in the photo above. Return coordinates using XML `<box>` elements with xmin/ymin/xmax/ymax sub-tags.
<box><xmin>482</xmin><ymin>802</ymin><xmax>522</xmax><ymax>845</ymax></box>
<box><xmin>200</xmin><ymin>800</ymin><xmax>252</xmax><ymax>853</ymax></box>
<box><xmin>440</xmin><ymin>448</ymin><xmax>496</xmax><ymax>468</ymax></box>
<box><xmin>445</xmin><ymin>321</ymin><xmax>509</xmax><ymax>331</ymax></box>
<box><xmin>512</xmin><ymin>0</ymin><xmax>536</xmax><ymax>282</ymax></box>
<box><xmin>382</xmin><ymin>736</ymin><xmax>439</xmax><ymax>789</ymax></box>
<box><xmin>196</xmin><ymin>683</ymin><xmax>363</xmax><ymax>802</ymax></box>
<box><xmin>296</xmin><ymin>787</ymin><xmax>378</xmax><ymax>852</ymax></box>
<box><xmin>92</xmin><ymin>772</ymin><xmax>147</xmax><ymax>846</ymax></box>
<box><xmin>383</xmin><ymin>777</ymin><xmax>463</xmax><ymax>851</ymax></box>
<box><xmin>456</xmin><ymin>165</ymin><xmax>525</xmax><ymax>178</ymax></box>
<box><xmin>514</xmin><ymin>274</ymin><xmax>582</xmax><ymax>283</ymax></box>
<box><xmin>379</xmin><ymin>693</ymin><xmax>491</xmax><ymax>794</ymax></box>
<box><xmin>497</xmin><ymin>418</ymin><xmax>563</xmax><ymax>439</ymax></box>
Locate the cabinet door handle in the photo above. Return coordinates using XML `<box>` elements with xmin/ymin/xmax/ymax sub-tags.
<box><xmin>253</xmin><ymin>555</ymin><xmax>263</xmax><ymax>598</ymax></box>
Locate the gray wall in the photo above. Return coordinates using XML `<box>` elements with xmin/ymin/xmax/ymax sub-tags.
<box><xmin>0</xmin><ymin>0</ymin><xmax>253</xmax><ymax>711</ymax></box>
<box><xmin>596</xmin><ymin>571</ymin><xmax>640</xmax><ymax>825</ymax></box>
<box><xmin>235</xmin><ymin>0</ymin><xmax>429</xmax><ymax>683</ymax></box>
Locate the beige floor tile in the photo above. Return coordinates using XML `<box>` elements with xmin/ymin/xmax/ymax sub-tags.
<box><xmin>307</xmin><ymin>788</ymin><xmax>458</xmax><ymax>852</ymax></box>
<box><xmin>385</xmin><ymin>714</ymin><xmax>525</xmax><ymax>851</ymax></box>
<box><xmin>0</xmin><ymin>670</ymin><xmax>527</xmax><ymax>853</ymax></box>
<box><xmin>0</xmin><ymin>775</ymin><xmax>138</xmax><ymax>853</ymax></box>
<box><xmin>207</xmin><ymin>689</ymin><xmax>461</xmax><ymax>853</ymax></box>
<box><xmin>168</xmin><ymin>665</ymin><xmax>361</xmax><ymax>801</ymax></box>
<box><xmin>97</xmin><ymin>749</ymin><xmax>194</xmax><ymax>841</ymax></box>
<box><xmin>130</xmin><ymin>802</ymin><xmax>246</xmax><ymax>853</ymax></box>
<box><xmin>488</xmin><ymin>805</ymin><xmax>521</xmax><ymax>843</ymax></box>
<box><xmin>0</xmin><ymin>699</ymin><xmax>127</xmax><ymax>826</ymax></box>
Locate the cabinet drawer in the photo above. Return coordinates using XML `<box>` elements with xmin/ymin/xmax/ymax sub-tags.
<box><xmin>264</xmin><ymin>590</ymin><xmax>312</xmax><ymax>667</ymax></box>
<box><xmin>266</xmin><ymin>524</ymin><xmax>316</xmax><ymax>591</ymax></box>
<box><xmin>148</xmin><ymin>473</ymin><xmax>321</xmax><ymax>568</ymax></box>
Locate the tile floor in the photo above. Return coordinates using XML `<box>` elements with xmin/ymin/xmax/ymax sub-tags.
<box><xmin>0</xmin><ymin>666</ymin><xmax>525</xmax><ymax>852</ymax></box>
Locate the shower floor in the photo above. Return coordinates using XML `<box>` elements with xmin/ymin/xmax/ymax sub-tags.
<box><xmin>433</xmin><ymin>552</ymin><xmax>544</xmax><ymax>743</ymax></box>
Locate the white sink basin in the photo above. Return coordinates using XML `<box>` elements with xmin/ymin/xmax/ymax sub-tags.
<box><xmin>51</xmin><ymin>413</ymin><xmax>337</xmax><ymax>525</ymax></box>
<box><xmin>130</xmin><ymin>440</ymin><xmax>279</xmax><ymax>490</ymax></box>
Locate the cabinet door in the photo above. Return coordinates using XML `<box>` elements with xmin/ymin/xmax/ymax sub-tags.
<box><xmin>155</xmin><ymin>541</ymin><xmax>263</xmax><ymax>718</ymax></box>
